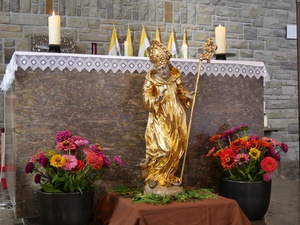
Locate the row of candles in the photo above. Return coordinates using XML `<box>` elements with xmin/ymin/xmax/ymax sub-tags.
<box><xmin>48</xmin><ymin>11</ymin><xmax>227</xmax><ymax>55</ymax></box>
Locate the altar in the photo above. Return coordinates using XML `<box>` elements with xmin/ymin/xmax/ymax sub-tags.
<box><xmin>92</xmin><ymin>193</ymin><xmax>251</xmax><ymax>225</ymax></box>
<box><xmin>1</xmin><ymin>51</ymin><xmax>268</xmax><ymax>219</ymax></box>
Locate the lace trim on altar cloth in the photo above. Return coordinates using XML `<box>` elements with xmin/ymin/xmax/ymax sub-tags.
<box><xmin>0</xmin><ymin>51</ymin><xmax>270</xmax><ymax>92</ymax></box>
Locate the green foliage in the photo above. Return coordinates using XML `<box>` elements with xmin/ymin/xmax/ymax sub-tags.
<box><xmin>108</xmin><ymin>186</ymin><xmax>217</xmax><ymax>205</ymax></box>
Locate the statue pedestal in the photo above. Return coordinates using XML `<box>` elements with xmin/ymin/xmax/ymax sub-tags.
<box><xmin>144</xmin><ymin>185</ymin><xmax>185</xmax><ymax>196</ymax></box>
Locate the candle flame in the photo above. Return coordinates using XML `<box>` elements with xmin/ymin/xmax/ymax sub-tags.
<box><xmin>52</xmin><ymin>11</ymin><xmax>55</xmax><ymax>16</ymax></box>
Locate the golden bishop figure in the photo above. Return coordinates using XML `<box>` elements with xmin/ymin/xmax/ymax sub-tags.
<box><xmin>142</xmin><ymin>40</ymin><xmax>194</xmax><ymax>190</ymax></box>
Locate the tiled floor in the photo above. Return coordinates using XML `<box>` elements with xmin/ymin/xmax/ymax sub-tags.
<box><xmin>0</xmin><ymin>176</ymin><xmax>299</xmax><ymax>225</ymax></box>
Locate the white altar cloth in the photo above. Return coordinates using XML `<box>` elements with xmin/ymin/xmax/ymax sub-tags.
<box><xmin>0</xmin><ymin>51</ymin><xmax>269</xmax><ymax>92</ymax></box>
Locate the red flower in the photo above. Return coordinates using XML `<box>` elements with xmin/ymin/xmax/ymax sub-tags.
<box><xmin>220</xmin><ymin>148</ymin><xmax>236</xmax><ymax>169</ymax></box>
<box><xmin>72</xmin><ymin>160</ymin><xmax>85</xmax><ymax>173</ymax></box>
<box><xmin>260</xmin><ymin>156</ymin><xmax>277</xmax><ymax>173</ymax></box>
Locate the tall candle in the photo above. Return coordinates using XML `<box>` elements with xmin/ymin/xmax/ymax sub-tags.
<box><xmin>48</xmin><ymin>11</ymin><xmax>61</xmax><ymax>45</ymax></box>
<box><xmin>183</xmin><ymin>43</ymin><xmax>188</xmax><ymax>59</ymax></box>
<box><xmin>215</xmin><ymin>24</ymin><xmax>226</xmax><ymax>54</ymax></box>
<box><xmin>124</xmin><ymin>41</ymin><xmax>128</xmax><ymax>56</ymax></box>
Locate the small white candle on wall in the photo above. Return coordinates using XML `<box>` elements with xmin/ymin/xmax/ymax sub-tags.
<box><xmin>215</xmin><ymin>24</ymin><xmax>226</xmax><ymax>54</ymax></box>
<box><xmin>48</xmin><ymin>11</ymin><xmax>61</xmax><ymax>45</ymax></box>
<box><xmin>124</xmin><ymin>41</ymin><xmax>128</xmax><ymax>56</ymax></box>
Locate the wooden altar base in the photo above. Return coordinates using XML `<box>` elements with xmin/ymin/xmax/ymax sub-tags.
<box><xmin>92</xmin><ymin>193</ymin><xmax>251</xmax><ymax>225</ymax></box>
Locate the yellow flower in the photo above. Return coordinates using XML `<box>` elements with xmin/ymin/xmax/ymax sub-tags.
<box><xmin>50</xmin><ymin>154</ymin><xmax>66</xmax><ymax>168</ymax></box>
<box><xmin>241</xmin><ymin>136</ymin><xmax>248</xmax><ymax>141</ymax></box>
<box><xmin>249</xmin><ymin>148</ymin><xmax>261</xmax><ymax>159</ymax></box>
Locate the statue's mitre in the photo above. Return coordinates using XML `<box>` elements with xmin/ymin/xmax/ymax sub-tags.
<box><xmin>148</xmin><ymin>39</ymin><xmax>172</xmax><ymax>67</ymax></box>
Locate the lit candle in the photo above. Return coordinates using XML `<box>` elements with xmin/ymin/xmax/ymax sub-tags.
<box><xmin>215</xmin><ymin>24</ymin><xmax>226</xmax><ymax>54</ymax></box>
<box><xmin>48</xmin><ymin>11</ymin><xmax>61</xmax><ymax>45</ymax></box>
<box><xmin>124</xmin><ymin>40</ymin><xmax>128</xmax><ymax>56</ymax></box>
<box><xmin>183</xmin><ymin>43</ymin><xmax>188</xmax><ymax>59</ymax></box>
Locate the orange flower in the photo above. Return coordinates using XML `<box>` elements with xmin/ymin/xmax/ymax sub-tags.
<box><xmin>86</xmin><ymin>152</ymin><xmax>104</xmax><ymax>170</ymax></box>
<box><xmin>210</xmin><ymin>134</ymin><xmax>222</xmax><ymax>142</ymax></box>
<box><xmin>230</xmin><ymin>138</ymin><xmax>246</xmax><ymax>152</ymax></box>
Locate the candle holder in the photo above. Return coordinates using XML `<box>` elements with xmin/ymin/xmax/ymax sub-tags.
<box><xmin>215</xmin><ymin>53</ymin><xmax>236</xmax><ymax>60</ymax></box>
<box><xmin>49</xmin><ymin>44</ymin><xmax>61</xmax><ymax>53</ymax></box>
<box><xmin>215</xmin><ymin>53</ymin><xmax>226</xmax><ymax>60</ymax></box>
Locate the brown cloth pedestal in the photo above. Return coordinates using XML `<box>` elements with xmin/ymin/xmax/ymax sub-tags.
<box><xmin>92</xmin><ymin>193</ymin><xmax>251</xmax><ymax>225</ymax></box>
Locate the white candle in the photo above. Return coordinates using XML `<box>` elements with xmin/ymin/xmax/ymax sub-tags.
<box><xmin>183</xmin><ymin>43</ymin><xmax>188</xmax><ymax>59</ymax></box>
<box><xmin>124</xmin><ymin>41</ymin><xmax>128</xmax><ymax>56</ymax></box>
<box><xmin>48</xmin><ymin>11</ymin><xmax>61</xmax><ymax>45</ymax></box>
<box><xmin>215</xmin><ymin>24</ymin><xmax>226</xmax><ymax>54</ymax></box>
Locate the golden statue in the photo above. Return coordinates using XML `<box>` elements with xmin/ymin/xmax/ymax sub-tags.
<box><xmin>142</xmin><ymin>40</ymin><xmax>194</xmax><ymax>188</ymax></box>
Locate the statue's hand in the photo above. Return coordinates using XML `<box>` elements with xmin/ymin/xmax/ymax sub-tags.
<box><xmin>185</xmin><ymin>91</ymin><xmax>195</xmax><ymax>100</ymax></box>
<box><xmin>155</xmin><ymin>88</ymin><xmax>167</xmax><ymax>103</ymax></box>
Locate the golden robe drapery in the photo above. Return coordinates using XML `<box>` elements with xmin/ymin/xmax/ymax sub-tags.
<box><xmin>143</xmin><ymin>67</ymin><xmax>190</xmax><ymax>186</ymax></box>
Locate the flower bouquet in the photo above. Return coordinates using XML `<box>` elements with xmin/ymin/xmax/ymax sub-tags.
<box><xmin>206</xmin><ymin>124</ymin><xmax>288</xmax><ymax>182</ymax></box>
<box><xmin>25</xmin><ymin>130</ymin><xmax>122</xmax><ymax>193</ymax></box>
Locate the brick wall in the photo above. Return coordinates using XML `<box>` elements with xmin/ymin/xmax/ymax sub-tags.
<box><xmin>0</xmin><ymin>0</ymin><xmax>298</xmax><ymax>180</ymax></box>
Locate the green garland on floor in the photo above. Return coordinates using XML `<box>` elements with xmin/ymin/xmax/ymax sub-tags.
<box><xmin>108</xmin><ymin>186</ymin><xmax>217</xmax><ymax>205</ymax></box>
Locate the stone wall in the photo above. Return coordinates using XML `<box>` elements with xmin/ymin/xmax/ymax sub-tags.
<box><xmin>0</xmin><ymin>1</ymin><xmax>298</xmax><ymax>179</ymax></box>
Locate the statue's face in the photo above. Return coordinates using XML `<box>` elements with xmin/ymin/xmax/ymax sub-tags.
<box><xmin>156</xmin><ymin>64</ymin><xmax>170</xmax><ymax>80</ymax></box>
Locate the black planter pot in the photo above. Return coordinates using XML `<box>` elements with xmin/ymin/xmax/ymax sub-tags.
<box><xmin>37</xmin><ymin>189</ymin><xmax>94</xmax><ymax>225</ymax></box>
<box><xmin>221</xmin><ymin>179</ymin><xmax>272</xmax><ymax>221</ymax></box>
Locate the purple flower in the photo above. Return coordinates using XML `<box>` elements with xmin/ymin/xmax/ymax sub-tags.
<box><xmin>102</xmin><ymin>155</ymin><xmax>111</xmax><ymax>167</ymax></box>
<box><xmin>231</xmin><ymin>125</ymin><xmax>241</xmax><ymax>133</ymax></box>
<box><xmin>34</xmin><ymin>174</ymin><xmax>41</xmax><ymax>183</ymax></box>
<box><xmin>113</xmin><ymin>156</ymin><xmax>123</xmax><ymax>166</ymax></box>
<box><xmin>222</xmin><ymin>130</ymin><xmax>234</xmax><ymax>141</ymax></box>
<box><xmin>39</xmin><ymin>155</ymin><xmax>48</xmax><ymax>167</ymax></box>
<box><xmin>248</xmin><ymin>135</ymin><xmax>259</xmax><ymax>141</ymax></box>
<box><xmin>269</xmin><ymin>146</ymin><xmax>281</xmax><ymax>161</ymax></box>
<box><xmin>281</xmin><ymin>143</ymin><xmax>288</xmax><ymax>153</ymax></box>
<box><xmin>25</xmin><ymin>162</ymin><xmax>34</xmax><ymax>174</ymax></box>
<box><xmin>239</xmin><ymin>124</ymin><xmax>249</xmax><ymax>131</ymax></box>
<box><xmin>263</xmin><ymin>173</ymin><xmax>272</xmax><ymax>182</ymax></box>
<box><xmin>56</xmin><ymin>130</ymin><xmax>72</xmax><ymax>142</ymax></box>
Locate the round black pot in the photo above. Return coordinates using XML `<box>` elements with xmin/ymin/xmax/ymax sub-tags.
<box><xmin>221</xmin><ymin>179</ymin><xmax>272</xmax><ymax>221</ymax></box>
<box><xmin>37</xmin><ymin>189</ymin><xmax>94</xmax><ymax>225</ymax></box>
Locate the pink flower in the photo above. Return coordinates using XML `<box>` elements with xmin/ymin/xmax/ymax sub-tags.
<box><xmin>56</xmin><ymin>140</ymin><xmax>77</xmax><ymax>151</ymax></box>
<box><xmin>263</xmin><ymin>173</ymin><xmax>272</xmax><ymax>182</ymax></box>
<box><xmin>62</xmin><ymin>155</ymin><xmax>78</xmax><ymax>171</ymax></box>
<box><xmin>235</xmin><ymin>153</ymin><xmax>250</xmax><ymax>165</ymax></box>
<box><xmin>206</xmin><ymin>147</ymin><xmax>215</xmax><ymax>157</ymax></box>
<box><xmin>113</xmin><ymin>156</ymin><xmax>123</xmax><ymax>166</ymax></box>
<box><xmin>30</xmin><ymin>152</ymin><xmax>45</xmax><ymax>163</ymax></box>
<box><xmin>74</xmin><ymin>139</ymin><xmax>89</xmax><ymax>147</ymax></box>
